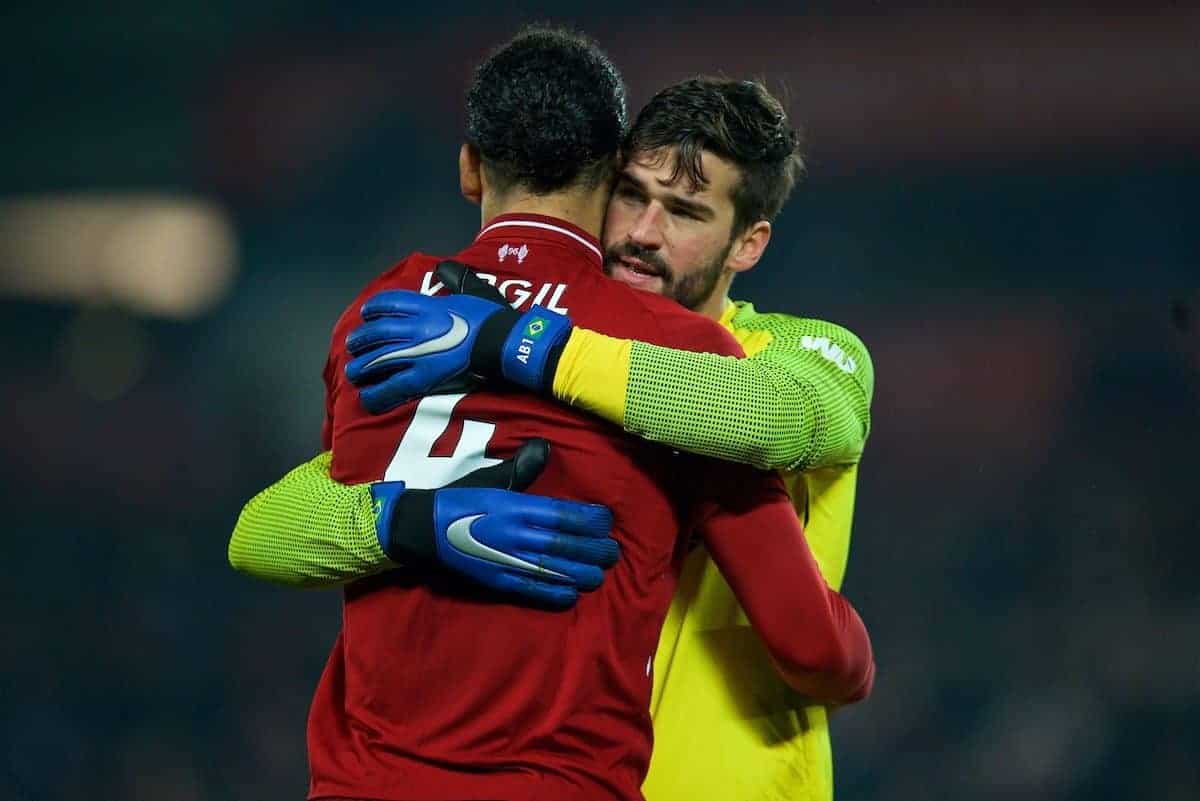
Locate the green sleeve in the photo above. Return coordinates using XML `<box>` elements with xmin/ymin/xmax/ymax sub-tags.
<box><xmin>624</xmin><ymin>302</ymin><xmax>874</xmax><ymax>471</ymax></box>
<box><xmin>227</xmin><ymin>451</ymin><xmax>395</xmax><ymax>587</ymax></box>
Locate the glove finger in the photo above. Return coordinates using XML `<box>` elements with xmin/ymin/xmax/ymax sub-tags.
<box><xmin>346</xmin><ymin>346</ymin><xmax>411</xmax><ymax>385</ymax></box>
<box><xmin>494</xmin><ymin>572</ymin><xmax>579</xmax><ymax>609</ymax></box>
<box><xmin>507</xmin><ymin>526</ymin><xmax>619</xmax><ymax>570</ymax></box>
<box><xmin>448</xmin><ymin>439</ymin><xmax>548</xmax><ymax>491</ymax></box>
<box><xmin>516</xmin><ymin>496</ymin><xmax>613</xmax><ymax>538</ymax></box>
<box><xmin>360</xmin><ymin>290</ymin><xmax>433</xmax><ymax>320</ymax></box>
<box><xmin>345</xmin><ymin>318</ymin><xmax>418</xmax><ymax>356</ymax></box>
<box><xmin>506</xmin><ymin>438</ymin><xmax>550</xmax><ymax>492</ymax></box>
<box><xmin>545</xmin><ymin>532</ymin><xmax>620</xmax><ymax>569</ymax></box>
<box><xmin>358</xmin><ymin>377</ymin><xmax>420</xmax><ymax>415</ymax></box>
<box><xmin>349</xmin><ymin>311</ymin><xmax>474</xmax><ymax>360</ymax></box>
<box><xmin>509</xmin><ymin>551</ymin><xmax>606</xmax><ymax>592</ymax></box>
<box><xmin>436</xmin><ymin>260</ymin><xmax>507</xmax><ymax>305</ymax></box>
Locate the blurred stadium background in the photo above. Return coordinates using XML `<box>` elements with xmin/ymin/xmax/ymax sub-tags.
<box><xmin>2</xmin><ymin>2</ymin><xmax>1197</xmax><ymax>799</ymax></box>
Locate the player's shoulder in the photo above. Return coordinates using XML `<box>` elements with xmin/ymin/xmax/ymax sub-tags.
<box><xmin>731</xmin><ymin>300</ymin><xmax>871</xmax><ymax>356</ymax></box>
<box><xmin>581</xmin><ymin>279</ymin><xmax>743</xmax><ymax>357</ymax></box>
<box><xmin>333</xmin><ymin>252</ymin><xmax>441</xmax><ymax>329</ymax></box>
<box><xmin>359</xmin><ymin>252</ymin><xmax>443</xmax><ymax>298</ymax></box>
<box><xmin>325</xmin><ymin>252</ymin><xmax>447</xmax><ymax>377</ymax></box>
<box><xmin>730</xmin><ymin>299</ymin><xmax>875</xmax><ymax>392</ymax></box>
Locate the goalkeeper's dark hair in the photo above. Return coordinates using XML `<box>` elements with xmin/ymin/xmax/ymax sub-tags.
<box><xmin>465</xmin><ymin>25</ymin><xmax>627</xmax><ymax>196</ymax></box>
<box><xmin>625</xmin><ymin>77</ymin><xmax>805</xmax><ymax>235</ymax></box>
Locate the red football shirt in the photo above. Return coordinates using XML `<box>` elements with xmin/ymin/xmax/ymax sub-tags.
<box><xmin>308</xmin><ymin>214</ymin><xmax>873</xmax><ymax>801</ymax></box>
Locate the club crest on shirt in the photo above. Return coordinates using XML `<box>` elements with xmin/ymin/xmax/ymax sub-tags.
<box><xmin>498</xmin><ymin>243</ymin><xmax>529</xmax><ymax>264</ymax></box>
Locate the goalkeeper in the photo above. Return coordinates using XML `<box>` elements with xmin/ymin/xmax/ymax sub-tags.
<box><xmin>231</xmin><ymin>77</ymin><xmax>873</xmax><ymax>801</ymax></box>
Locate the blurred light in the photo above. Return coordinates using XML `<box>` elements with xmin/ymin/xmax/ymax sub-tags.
<box><xmin>0</xmin><ymin>194</ymin><xmax>237</xmax><ymax>318</ymax></box>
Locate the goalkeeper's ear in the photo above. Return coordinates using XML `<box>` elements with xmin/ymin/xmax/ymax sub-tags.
<box><xmin>725</xmin><ymin>219</ymin><xmax>772</xmax><ymax>275</ymax></box>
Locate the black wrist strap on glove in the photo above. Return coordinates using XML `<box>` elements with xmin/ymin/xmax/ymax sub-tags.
<box><xmin>436</xmin><ymin>261</ymin><xmax>570</xmax><ymax>393</ymax></box>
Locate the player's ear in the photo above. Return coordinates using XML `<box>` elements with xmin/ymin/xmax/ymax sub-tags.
<box><xmin>725</xmin><ymin>220</ymin><xmax>771</xmax><ymax>275</ymax></box>
<box><xmin>459</xmin><ymin>143</ymin><xmax>483</xmax><ymax>206</ymax></box>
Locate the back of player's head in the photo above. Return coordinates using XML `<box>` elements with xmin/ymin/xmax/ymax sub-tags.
<box><xmin>465</xmin><ymin>25</ymin><xmax>627</xmax><ymax>196</ymax></box>
<box><xmin>625</xmin><ymin>77</ymin><xmax>805</xmax><ymax>235</ymax></box>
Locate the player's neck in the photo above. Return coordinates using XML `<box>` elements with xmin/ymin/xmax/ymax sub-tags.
<box><xmin>693</xmin><ymin>278</ymin><xmax>735</xmax><ymax>322</ymax></box>
<box><xmin>480</xmin><ymin>188</ymin><xmax>608</xmax><ymax>240</ymax></box>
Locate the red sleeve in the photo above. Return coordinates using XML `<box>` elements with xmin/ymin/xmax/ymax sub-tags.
<box><xmin>322</xmin><ymin>290</ymin><xmax>366</xmax><ymax>451</ymax></box>
<box><xmin>321</xmin><ymin>350</ymin><xmax>336</xmax><ymax>450</ymax></box>
<box><xmin>692</xmin><ymin>463</ymin><xmax>875</xmax><ymax>703</ymax></box>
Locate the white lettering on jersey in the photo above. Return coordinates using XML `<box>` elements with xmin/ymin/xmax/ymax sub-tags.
<box><xmin>420</xmin><ymin>270</ymin><xmax>569</xmax><ymax>314</ymax></box>
<box><xmin>498</xmin><ymin>279</ymin><xmax>532</xmax><ymax>308</ymax></box>
<box><xmin>800</xmin><ymin>335</ymin><xmax>857</xmax><ymax>374</ymax></box>
<box><xmin>545</xmin><ymin>284</ymin><xmax>568</xmax><ymax>314</ymax></box>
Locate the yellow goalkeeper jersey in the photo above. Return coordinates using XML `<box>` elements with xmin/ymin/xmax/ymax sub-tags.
<box><xmin>640</xmin><ymin>303</ymin><xmax>860</xmax><ymax>801</ymax></box>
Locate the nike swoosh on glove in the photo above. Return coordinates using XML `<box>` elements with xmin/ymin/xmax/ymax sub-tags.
<box><xmin>345</xmin><ymin>260</ymin><xmax>573</xmax><ymax>414</ymax></box>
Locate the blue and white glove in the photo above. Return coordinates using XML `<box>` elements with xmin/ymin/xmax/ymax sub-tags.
<box><xmin>345</xmin><ymin>261</ymin><xmax>573</xmax><ymax>414</ymax></box>
<box><xmin>370</xmin><ymin>439</ymin><xmax>617</xmax><ymax>608</ymax></box>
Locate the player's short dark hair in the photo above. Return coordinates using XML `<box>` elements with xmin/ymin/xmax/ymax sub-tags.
<box><xmin>465</xmin><ymin>25</ymin><xmax>627</xmax><ymax>195</ymax></box>
<box><xmin>625</xmin><ymin>77</ymin><xmax>805</xmax><ymax>235</ymax></box>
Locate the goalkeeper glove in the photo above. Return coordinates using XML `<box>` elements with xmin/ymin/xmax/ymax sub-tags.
<box><xmin>345</xmin><ymin>260</ymin><xmax>572</xmax><ymax>414</ymax></box>
<box><xmin>371</xmin><ymin>439</ymin><xmax>616</xmax><ymax>608</ymax></box>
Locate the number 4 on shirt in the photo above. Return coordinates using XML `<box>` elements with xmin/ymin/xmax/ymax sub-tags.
<box><xmin>384</xmin><ymin>393</ymin><xmax>501</xmax><ymax>489</ymax></box>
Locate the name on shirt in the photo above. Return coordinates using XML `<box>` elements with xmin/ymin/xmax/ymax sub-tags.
<box><xmin>420</xmin><ymin>270</ymin><xmax>569</xmax><ymax>314</ymax></box>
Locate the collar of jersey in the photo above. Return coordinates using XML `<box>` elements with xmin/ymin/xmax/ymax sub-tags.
<box><xmin>475</xmin><ymin>213</ymin><xmax>603</xmax><ymax>268</ymax></box>
<box><xmin>718</xmin><ymin>300</ymin><xmax>739</xmax><ymax>330</ymax></box>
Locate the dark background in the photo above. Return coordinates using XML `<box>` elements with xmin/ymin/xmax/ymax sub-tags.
<box><xmin>2</xmin><ymin>3</ymin><xmax>1197</xmax><ymax>799</ymax></box>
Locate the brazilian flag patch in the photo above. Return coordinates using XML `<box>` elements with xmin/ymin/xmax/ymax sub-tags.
<box><xmin>525</xmin><ymin>318</ymin><xmax>547</xmax><ymax>339</ymax></box>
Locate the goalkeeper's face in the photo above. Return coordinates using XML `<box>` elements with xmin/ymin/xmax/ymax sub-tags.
<box><xmin>602</xmin><ymin>147</ymin><xmax>739</xmax><ymax>312</ymax></box>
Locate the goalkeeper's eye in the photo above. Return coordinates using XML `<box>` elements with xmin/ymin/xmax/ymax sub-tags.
<box><xmin>615</xmin><ymin>181</ymin><xmax>645</xmax><ymax>205</ymax></box>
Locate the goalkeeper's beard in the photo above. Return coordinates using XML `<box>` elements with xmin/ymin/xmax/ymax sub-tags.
<box><xmin>604</xmin><ymin>240</ymin><xmax>731</xmax><ymax>312</ymax></box>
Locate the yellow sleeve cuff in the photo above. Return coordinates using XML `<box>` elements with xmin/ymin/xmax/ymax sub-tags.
<box><xmin>551</xmin><ymin>327</ymin><xmax>632</xmax><ymax>426</ymax></box>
